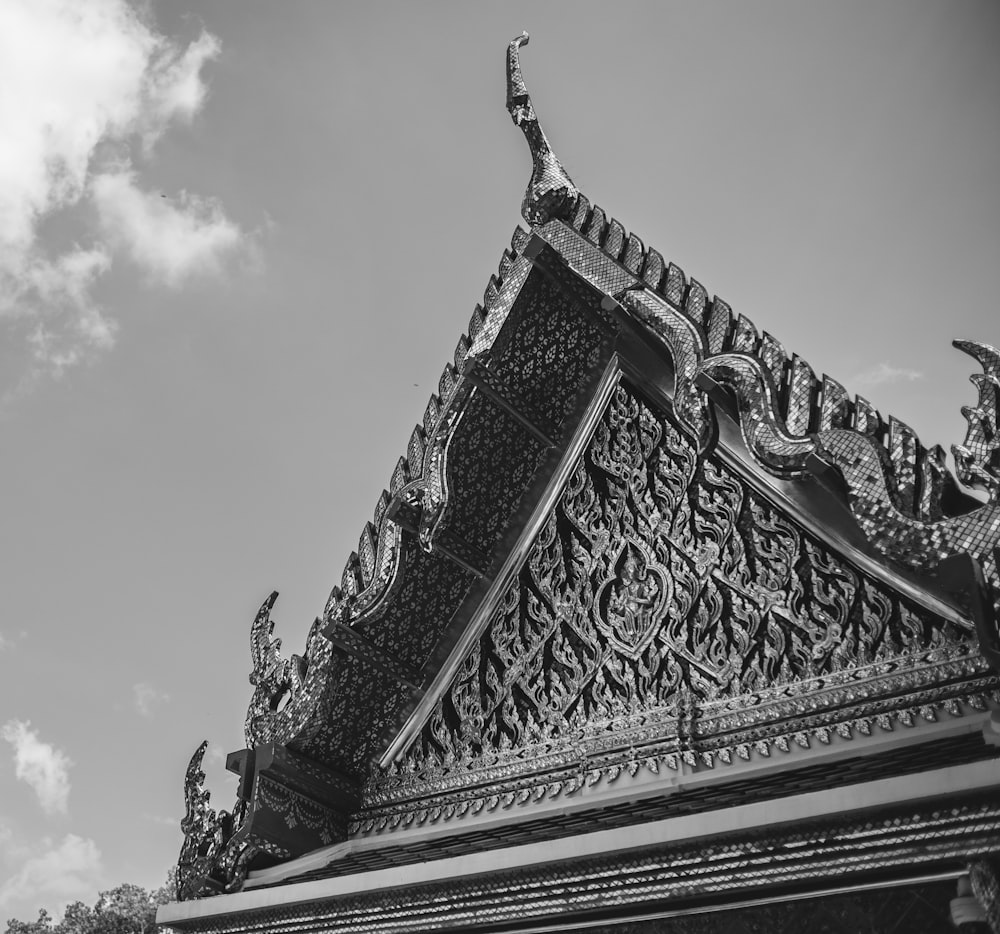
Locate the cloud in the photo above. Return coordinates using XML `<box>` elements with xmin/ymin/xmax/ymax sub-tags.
<box><xmin>0</xmin><ymin>633</ymin><xmax>8</xmax><ymax>651</ymax></box>
<box><xmin>0</xmin><ymin>0</ymin><xmax>244</xmax><ymax>386</ymax></box>
<box><xmin>140</xmin><ymin>31</ymin><xmax>222</xmax><ymax>150</ymax></box>
<box><xmin>93</xmin><ymin>171</ymin><xmax>243</xmax><ymax>286</ymax></box>
<box><xmin>0</xmin><ymin>834</ymin><xmax>104</xmax><ymax>918</ymax></box>
<box><xmin>0</xmin><ymin>721</ymin><xmax>72</xmax><ymax>815</ymax></box>
<box><xmin>133</xmin><ymin>682</ymin><xmax>170</xmax><ymax>718</ymax></box>
<box><xmin>850</xmin><ymin>361</ymin><xmax>924</xmax><ymax>389</ymax></box>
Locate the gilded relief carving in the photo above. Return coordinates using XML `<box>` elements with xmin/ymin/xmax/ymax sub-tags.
<box><xmin>176</xmin><ymin>34</ymin><xmax>1000</xmax><ymax>899</ymax></box>
<box><xmin>373</xmin><ymin>382</ymin><xmax>988</xmax><ymax>817</ymax></box>
<box><xmin>595</xmin><ymin>536</ymin><xmax>670</xmax><ymax>658</ymax></box>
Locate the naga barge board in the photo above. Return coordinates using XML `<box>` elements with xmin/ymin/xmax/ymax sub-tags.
<box><xmin>159</xmin><ymin>33</ymin><xmax>1000</xmax><ymax>934</ymax></box>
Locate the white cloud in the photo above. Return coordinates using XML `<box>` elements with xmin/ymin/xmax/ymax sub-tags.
<box><xmin>133</xmin><ymin>682</ymin><xmax>170</xmax><ymax>718</ymax></box>
<box><xmin>0</xmin><ymin>633</ymin><xmax>8</xmax><ymax>651</ymax></box>
<box><xmin>0</xmin><ymin>834</ymin><xmax>104</xmax><ymax>918</ymax></box>
<box><xmin>0</xmin><ymin>1</ymin><xmax>148</xmax><ymax>247</ymax></box>
<box><xmin>851</xmin><ymin>361</ymin><xmax>924</xmax><ymax>388</ymax></box>
<box><xmin>93</xmin><ymin>171</ymin><xmax>242</xmax><ymax>287</ymax></box>
<box><xmin>140</xmin><ymin>31</ymin><xmax>222</xmax><ymax>150</ymax></box>
<box><xmin>0</xmin><ymin>720</ymin><xmax>72</xmax><ymax>815</ymax></box>
<box><xmin>0</xmin><ymin>0</ymin><xmax>243</xmax><ymax>384</ymax></box>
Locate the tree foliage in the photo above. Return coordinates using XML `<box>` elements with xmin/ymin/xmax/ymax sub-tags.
<box><xmin>4</xmin><ymin>872</ymin><xmax>175</xmax><ymax>934</ymax></box>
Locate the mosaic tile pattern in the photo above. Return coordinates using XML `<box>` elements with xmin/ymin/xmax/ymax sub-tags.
<box><xmin>437</xmin><ymin>392</ymin><xmax>543</xmax><ymax>554</ymax></box>
<box><xmin>506</xmin><ymin>34</ymin><xmax>580</xmax><ymax>227</ymax></box>
<box><xmin>698</xmin><ymin>352</ymin><xmax>817</xmax><ymax>473</ymax></box>
<box><xmin>532</xmin><ymin>217</ymin><xmax>1000</xmax><ymax>609</ymax></box>
<box><xmin>489</xmin><ymin>274</ymin><xmax>605</xmax><ymax>425</ymax></box>
<box><xmin>550</xmin><ymin>202</ymin><xmax>1000</xmax><ymax>624</ymax></box>
<box><xmin>954</xmin><ymin>340</ymin><xmax>1000</xmax><ymax>500</ymax></box>
<box><xmin>175</xmin><ymin>34</ymin><xmax>1000</xmax><ymax>904</ymax></box>
<box><xmin>498</xmin><ymin>34</ymin><xmax>1000</xmax><ymax>626</ymax></box>
<box><xmin>240</xmin><ymin>225</ymin><xmax>532</xmax><ymax>757</ymax></box>
<box><xmin>379</xmin><ymin>383</ymin><xmax>991</xmax><ymax>818</ymax></box>
<box><xmin>815</xmin><ymin>427</ymin><xmax>1000</xmax><ymax>580</ymax></box>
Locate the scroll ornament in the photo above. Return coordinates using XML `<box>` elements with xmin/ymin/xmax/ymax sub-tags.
<box><xmin>696</xmin><ymin>340</ymin><xmax>1000</xmax><ymax>668</ymax></box>
<box><xmin>176</xmin><ymin>742</ymin><xmax>257</xmax><ymax>899</ymax></box>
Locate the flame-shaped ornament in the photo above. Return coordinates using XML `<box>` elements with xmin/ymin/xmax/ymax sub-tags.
<box><xmin>507</xmin><ymin>33</ymin><xmax>580</xmax><ymax>227</ymax></box>
<box><xmin>953</xmin><ymin>339</ymin><xmax>1000</xmax><ymax>501</ymax></box>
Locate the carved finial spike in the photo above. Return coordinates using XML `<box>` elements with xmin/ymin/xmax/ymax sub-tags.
<box><xmin>951</xmin><ymin>339</ymin><xmax>1000</xmax><ymax>499</ymax></box>
<box><xmin>505</xmin><ymin>33</ymin><xmax>580</xmax><ymax>227</ymax></box>
<box><xmin>180</xmin><ymin>742</ymin><xmax>212</xmax><ymax>835</ymax></box>
<box><xmin>248</xmin><ymin>591</ymin><xmax>280</xmax><ymax>686</ymax></box>
<box><xmin>506</xmin><ymin>32</ymin><xmax>530</xmax><ymax>109</ymax></box>
<box><xmin>177</xmin><ymin>739</ymin><xmax>231</xmax><ymax>901</ymax></box>
<box><xmin>185</xmin><ymin>740</ymin><xmax>209</xmax><ymax>786</ymax></box>
<box><xmin>954</xmin><ymin>339</ymin><xmax>1000</xmax><ymax>375</ymax></box>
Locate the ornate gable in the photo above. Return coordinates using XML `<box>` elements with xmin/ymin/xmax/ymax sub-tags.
<box><xmin>358</xmin><ymin>377</ymin><xmax>991</xmax><ymax>831</ymax></box>
<box><xmin>165</xmin><ymin>34</ymin><xmax>1000</xmax><ymax>927</ymax></box>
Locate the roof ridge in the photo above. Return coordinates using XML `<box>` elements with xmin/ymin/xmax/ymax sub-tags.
<box><xmin>564</xmin><ymin>191</ymin><xmax>960</xmax><ymax>523</ymax></box>
<box><xmin>322</xmin><ymin>225</ymin><xmax>530</xmax><ymax>624</ymax></box>
<box><xmin>501</xmin><ymin>31</ymin><xmax>957</xmax><ymax>510</ymax></box>
<box><xmin>240</xmin><ymin>227</ymin><xmax>534</xmax><ymax>750</ymax></box>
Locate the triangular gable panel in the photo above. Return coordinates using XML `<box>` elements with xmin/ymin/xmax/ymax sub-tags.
<box><xmin>162</xmin><ymin>35</ymin><xmax>1000</xmax><ymax>925</ymax></box>
<box><xmin>358</xmin><ymin>375</ymin><xmax>991</xmax><ymax>829</ymax></box>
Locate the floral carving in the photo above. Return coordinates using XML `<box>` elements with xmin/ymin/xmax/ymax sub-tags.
<box><xmin>381</xmin><ymin>382</ymin><xmax>985</xmax><ymax>813</ymax></box>
<box><xmin>174</xmin><ymin>37</ymin><xmax>1000</xmax><ymax>899</ymax></box>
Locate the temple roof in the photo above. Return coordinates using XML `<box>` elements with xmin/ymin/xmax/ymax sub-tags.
<box><xmin>170</xmin><ymin>33</ymin><xmax>1000</xmax><ymax>908</ymax></box>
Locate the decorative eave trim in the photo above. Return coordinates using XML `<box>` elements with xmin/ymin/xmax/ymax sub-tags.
<box><xmin>240</xmin><ymin>231</ymin><xmax>535</xmax><ymax>749</ymax></box>
<box><xmin>359</xmin><ymin>655</ymin><xmax>996</xmax><ymax>828</ymax></box>
<box><xmin>530</xmin><ymin>218</ymin><xmax>999</xmax><ymax>641</ymax></box>
<box><xmin>159</xmin><ymin>757</ymin><xmax>999</xmax><ymax>923</ymax></box>
<box><xmin>240</xmin><ymin>29</ymin><xmax>1000</xmax><ymax>761</ymax></box>
<box><xmin>262</xmin><ymin>712</ymin><xmax>997</xmax><ymax>882</ymax></box>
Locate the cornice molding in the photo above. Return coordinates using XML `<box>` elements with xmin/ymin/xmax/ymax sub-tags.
<box><xmin>161</xmin><ymin>759</ymin><xmax>999</xmax><ymax>924</ymax></box>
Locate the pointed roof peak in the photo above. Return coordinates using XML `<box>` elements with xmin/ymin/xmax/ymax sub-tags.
<box><xmin>506</xmin><ymin>33</ymin><xmax>579</xmax><ymax>227</ymax></box>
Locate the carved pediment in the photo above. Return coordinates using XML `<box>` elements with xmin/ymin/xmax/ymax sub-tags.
<box><xmin>362</xmin><ymin>379</ymin><xmax>994</xmax><ymax>824</ymax></box>
<box><xmin>170</xmin><ymin>37</ymin><xmax>1000</xmax><ymax>910</ymax></box>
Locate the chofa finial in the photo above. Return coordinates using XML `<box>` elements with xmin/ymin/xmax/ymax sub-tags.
<box><xmin>506</xmin><ymin>32</ymin><xmax>580</xmax><ymax>227</ymax></box>
<box><xmin>952</xmin><ymin>339</ymin><xmax>1000</xmax><ymax>500</ymax></box>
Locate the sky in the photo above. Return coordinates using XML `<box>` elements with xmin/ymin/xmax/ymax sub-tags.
<box><xmin>0</xmin><ymin>0</ymin><xmax>998</xmax><ymax>923</ymax></box>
